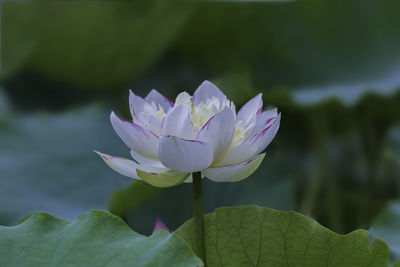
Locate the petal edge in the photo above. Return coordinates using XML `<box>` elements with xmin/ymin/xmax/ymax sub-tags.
<box><xmin>203</xmin><ymin>153</ymin><xmax>265</xmax><ymax>182</ymax></box>
<box><xmin>137</xmin><ymin>169</ymin><xmax>190</xmax><ymax>188</ymax></box>
<box><xmin>158</xmin><ymin>136</ymin><xmax>214</xmax><ymax>172</ymax></box>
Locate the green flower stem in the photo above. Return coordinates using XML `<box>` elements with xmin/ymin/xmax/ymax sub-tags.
<box><xmin>192</xmin><ymin>171</ymin><xmax>206</xmax><ymax>265</ymax></box>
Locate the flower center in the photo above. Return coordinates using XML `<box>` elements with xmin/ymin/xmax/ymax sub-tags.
<box><xmin>191</xmin><ymin>97</ymin><xmax>235</xmax><ymax>130</ymax></box>
<box><xmin>191</xmin><ymin>97</ymin><xmax>220</xmax><ymax>129</ymax></box>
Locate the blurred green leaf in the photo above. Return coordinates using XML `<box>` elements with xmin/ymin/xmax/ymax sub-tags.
<box><xmin>0</xmin><ymin>88</ymin><xmax>10</xmax><ymax>121</ymax></box>
<box><xmin>212</xmin><ymin>71</ymin><xmax>258</xmax><ymax>104</ymax></box>
<box><xmin>1</xmin><ymin>2</ymin><xmax>38</xmax><ymax>78</ymax></box>
<box><xmin>292</xmin><ymin>71</ymin><xmax>400</xmax><ymax>106</ymax></box>
<box><xmin>176</xmin><ymin>1</ymin><xmax>400</xmax><ymax>88</ymax></box>
<box><xmin>0</xmin><ymin>210</ymin><xmax>202</xmax><ymax>267</ymax></box>
<box><xmin>108</xmin><ymin>180</ymin><xmax>161</xmax><ymax>216</ymax></box>
<box><xmin>2</xmin><ymin>0</ymin><xmax>192</xmax><ymax>88</ymax></box>
<box><xmin>370</xmin><ymin>201</ymin><xmax>400</xmax><ymax>265</ymax></box>
<box><xmin>176</xmin><ymin>205</ymin><xmax>390</xmax><ymax>267</ymax></box>
<box><xmin>0</xmin><ymin>105</ymin><xmax>132</xmax><ymax>225</ymax></box>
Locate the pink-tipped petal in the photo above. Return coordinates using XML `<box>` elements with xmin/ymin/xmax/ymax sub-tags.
<box><xmin>237</xmin><ymin>93</ymin><xmax>263</xmax><ymax>123</ymax></box>
<box><xmin>197</xmin><ymin>107</ymin><xmax>235</xmax><ymax>160</ymax></box>
<box><xmin>192</xmin><ymin>80</ymin><xmax>227</xmax><ymax>106</ymax></box>
<box><xmin>110</xmin><ymin>112</ymin><xmax>159</xmax><ymax>160</ymax></box>
<box><xmin>250</xmin><ymin>108</ymin><xmax>278</xmax><ymax>136</ymax></box>
<box><xmin>215</xmin><ymin>114</ymin><xmax>280</xmax><ymax>166</ymax></box>
<box><xmin>203</xmin><ymin>153</ymin><xmax>265</xmax><ymax>182</ymax></box>
<box><xmin>137</xmin><ymin>112</ymin><xmax>163</xmax><ymax>136</ymax></box>
<box><xmin>95</xmin><ymin>151</ymin><xmax>166</xmax><ymax>180</ymax></box>
<box><xmin>145</xmin><ymin>89</ymin><xmax>173</xmax><ymax>112</ymax></box>
<box><xmin>153</xmin><ymin>217</ymin><xmax>170</xmax><ymax>232</ymax></box>
<box><xmin>96</xmin><ymin>151</ymin><xmax>140</xmax><ymax>179</ymax></box>
<box><xmin>158</xmin><ymin>136</ymin><xmax>214</xmax><ymax>172</ymax></box>
<box><xmin>162</xmin><ymin>104</ymin><xmax>196</xmax><ymax>140</ymax></box>
<box><xmin>129</xmin><ymin>90</ymin><xmax>148</xmax><ymax>121</ymax></box>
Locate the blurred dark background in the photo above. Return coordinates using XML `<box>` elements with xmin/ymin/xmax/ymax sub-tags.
<box><xmin>1</xmin><ymin>0</ymin><xmax>400</xmax><ymax>241</ymax></box>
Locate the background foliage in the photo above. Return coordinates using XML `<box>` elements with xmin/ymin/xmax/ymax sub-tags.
<box><xmin>1</xmin><ymin>0</ymin><xmax>400</xmax><ymax>264</ymax></box>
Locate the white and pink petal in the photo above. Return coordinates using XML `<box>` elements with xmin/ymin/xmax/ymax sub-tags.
<box><xmin>162</xmin><ymin>104</ymin><xmax>196</xmax><ymax>140</ymax></box>
<box><xmin>96</xmin><ymin>151</ymin><xmax>166</xmax><ymax>180</ymax></box>
<box><xmin>110</xmin><ymin>112</ymin><xmax>159</xmax><ymax>160</ymax></box>
<box><xmin>215</xmin><ymin>114</ymin><xmax>280</xmax><ymax>166</ymax></box>
<box><xmin>137</xmin><ymin>113</ymin><xmax>163</xmax><ymax>136</ymax></box>
<box><xmin>129</xmin><ymin>90</ymin><xmax>148</xmax><ymax>121</ymax></box>
<box><xmin>192</xmin><ymin>80</ymin><xmax>227</xmax><ymax>106</ymax></box>
<box><xmin>250</xmin><ymin>108</ymin><xmax>279</xmax><ymax>136</ymax></box>
<box><xmin>236</xmin><ymin>93</ymin><xmax>263</xmax><ymax>123</ymax></box>
<box><xmin>175</xmin><ymin>92</ymin><xmax>192</xmax><ymax>105</ymax></box>
<box><xmin>145</xmin><ymin>89</ymin><xmax>173</xmax><ymax>112</ymax></box>
<box><xmin>157</xmin><ymin>136</ymin><xmax>214</xmax><ymax>172</ymax></box>
<box><xmin>203</xmin><ymin>153</ymin><xmax>265</xmax><ymax>182</ymax></box>
<box><xmin>197</xmin><ymin>107</ymin><xmax>235</xmax><ymax>160</ymax></box>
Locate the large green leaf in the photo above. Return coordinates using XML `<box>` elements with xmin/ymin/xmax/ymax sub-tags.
<box><xmin>0</xmin><ymin>210</ymin><xmax>202</xmax><ymax>267</ymax></box>
<box><xmin>176</xmin><ymin>206</ymin><xmax>390</xmax><ymax>267</ymax></box>
<box><xmin>370</xmin><ymin>201</ymin><xmax>400</xmax><ymax>266</ymax></box>
<box><xmin>0</xmin><ymin>105</ymin><xmax>132</xmax><ymax>225</ymax></box>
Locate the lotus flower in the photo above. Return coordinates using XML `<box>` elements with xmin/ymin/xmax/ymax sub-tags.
<box><xmin>96</xmin><ymin>81</ymin><xmax>280</xmax><ymax>187</ymax></box>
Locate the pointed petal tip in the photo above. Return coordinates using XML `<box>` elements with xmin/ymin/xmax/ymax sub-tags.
<box><xmin>153</xmin><ymin>217</ymin><xmax>170</xmax><ymax>233</ymax></box>
<box><xmin>237</xmin><ymin>93</ymin><xmax>264</xmax><ymax>122</ymax></box>
<box><xmin>110</xmin><ymin>111</ymin><xmax>128</xmax><ymax>124</ymax></box>
<box><xmin>94</xmin><ymin>150</ymin><xmax>108</xmax><ymax>159</ymax></box>
<box><xmin>145</xmin><ymin>89</ymin><xmax>174</xmax><ymax>109</ymax></box>
<box><xmin>201</xmin><ymin>80</ymin><xmax>213</xmax><ymax>86</ymax></box>
<box><xmin>192</xmin><ymin>80</ymin><xmax>227</xmax><ymax>105</ymax></box>
<box><xmin>94</xmin><ymin>151</ymin><xmax>119</xmax><ymax>161</ymax></box>
<box><xmin>128</xmin><ymin>89</ymin><xmax>136</xmax><ymax>99</ymax></box>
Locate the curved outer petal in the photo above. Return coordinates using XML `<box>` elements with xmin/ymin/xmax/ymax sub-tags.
<box><xmin>250</xmin><ymin>108</ymin><xmax>278</xmax><ymax>136</ymax></box>
<box><xmin>95</xmin><ymin>151</ymin><xmax>167</xmax><ymax>180</ymax></box>
<box><xmin>236</xmin><ymin>93</ymin><xmax>263</xmax><ymax>123</ymax></box>
<box><xmin>162</xmin><ymin>104</ymin><xmax>196</xmax><ymax>140</ymax></box>
<box><xmin>110</xmin><ymin>112</ymin><xmax>159</xmax><ymax>160</ymax></box>
<box><xmin>215</xmin><ymin>114</ymin><xmax>280</xmax><ymax>166</ymax></box>
<box><xmin>136</xmin><ymin>169</ymin><xmax>189</xmax><ymax>188</ymax></box>
<box><xmin>192</xmin><ymin>80</ymin><xmax>227</xmax><ymax>106</ymax></box>
<box><xmin>145</xmin><ymin>89</ymin><xmax>173</xmax><ymax>112</ymax></box>
<box><xmin>129</xmin><ymin>90</ymin><xmax>148</xmax><ymax>121</ymax></box>
<box><xmin>197</xmin><ymin>107</ymin><xmax>235</xmax><ymax>160</ymax></box>
<box><xmin>203</xmin><ymin>153</ymin><xmax>265</xmax><ymax>182</ymax></box>
<box><xmin>130</xmin><ymin>150</ymin><xmax>165</xmax><ymax>168</ymax></box>
<box><xmin>158</xmin><ymin>136</ymin><xmax>214</xmax><ymax>172</ymax></box>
